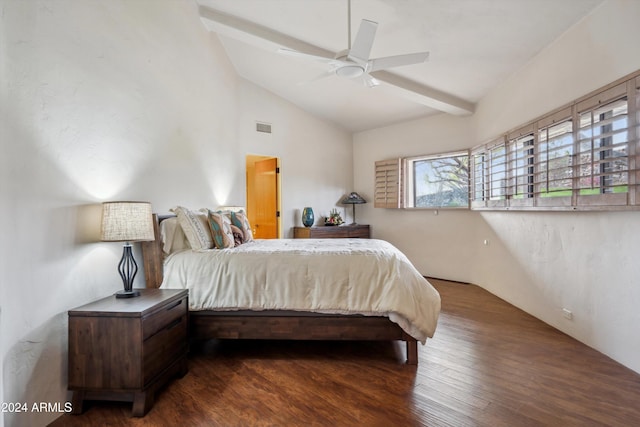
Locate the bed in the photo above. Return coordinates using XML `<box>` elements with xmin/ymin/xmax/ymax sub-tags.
<box><xmin>141</xmin><ymin>209</ymin><xmax>440</xmax><ymax>365</ymax></box>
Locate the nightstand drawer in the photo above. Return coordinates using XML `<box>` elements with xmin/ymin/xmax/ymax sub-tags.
<box><xmin>144</xmin><ymin>314</ymin><xmax>188</xmax><ymax>383</ymax></box>
<box><xmin>142</xmin><ymin>297</ymin><xmax>187</xmax><ymax>340</ymax></box>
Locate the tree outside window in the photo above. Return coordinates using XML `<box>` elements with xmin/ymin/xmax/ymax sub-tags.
<box><xmin>408</xmin><ymin>152</ymin><xmax>469</xmax><ymax>208</ymax></box>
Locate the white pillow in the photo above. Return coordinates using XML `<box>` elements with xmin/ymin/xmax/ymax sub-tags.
<box><xmin>159</xmin><ymin>217</ymin><xmax>190</xmax><ymax>254</ymax></box>
<box><xmin>170</xmin><ymin>206</ymin><xmax>214</xmax><ymax>250</ymax></box>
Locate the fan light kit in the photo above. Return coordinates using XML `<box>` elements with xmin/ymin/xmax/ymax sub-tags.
<box><xmin>278</xmin><ymin>0</ymin><xmax>429</xmax><ymax>87</ymax></box>
<box><xmin>335</xmin><ymin>64</ymin><xmax>365</xmax><ymax>78</ymax></box>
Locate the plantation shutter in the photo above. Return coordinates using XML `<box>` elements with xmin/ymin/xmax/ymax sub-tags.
<box><xmin>374</xmin><ymin>158</ymin><xmax>403</xmax><ymax>208</ymax></box>
<box><xmin>470</xmin><ymin>138</ymin><xmax>508</xmax><ymax>209</ymax></box>
<box><xmin>487</xmin><ymin>139</ymin><xmax>508</xmax><ymax>208</ymax></box>
<box><xmin>470</xmin><ymin>148</ymin><xmax>488</xmax><ymax>208</ymax></box>
<box><xmin>536</xmin><ymin>108</ymin><xmax>574</xmax><ymax>208</ymax></box>
<box><xmin>507</xmin><ymin>125</ymin><xmax>535</xmax><ymax>208</ymax></box>
<box><xmin>576</xmin><ymin>82</ymin><xmax>631</xmax><ymax>207</ymax></box>
<box><xmin>471</xmin><ymin>71</ymin><xmax>640</xmax><ymax>210</ymax></box>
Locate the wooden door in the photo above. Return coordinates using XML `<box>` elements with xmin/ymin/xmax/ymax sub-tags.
<box><xmin>253</xmin><ymin>158</ymin><xmax>278</xmax><ymax>238</ymax></box>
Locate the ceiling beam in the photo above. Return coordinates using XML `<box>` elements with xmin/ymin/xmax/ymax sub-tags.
<box><xmin>198</xmin><ymin>5</ymin><xmax>475</xmax><ymax>116</ymax></box>
<box><xmin>199</xmin><ymin>5</ymin><xmax>334</xmax><ymax>59</ymax></box>
<box><xmin>371</xmin><ymin>71</ymin><xmax>475</xmax><ymax>116</ymax></box>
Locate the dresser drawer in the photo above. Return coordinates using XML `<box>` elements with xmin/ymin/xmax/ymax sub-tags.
<box><xmin>142</xmin><ymin>297</ymin><xmax>187</xmax><ymax>340</ymax></box>
<box><xmin>143</xmin><ymin>314</ymin><xmax>188</xmax><ymax>383</ymax></box>
<box><xmin>309</xmin><ymin>227</ymin><xmax>350</xmax><ymax>238</ymax></box>
<box><xmin>347</xmin><ymin>228</ymin><xmax>369</xmax><ymax>238</ymax></box>
<box><xmin>293</xmin><ymin>225</ymin><xmax>370</xmax><ymax>239</ymax></box>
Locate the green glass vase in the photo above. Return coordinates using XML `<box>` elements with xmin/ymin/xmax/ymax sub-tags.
<box><xmin>302</xmin><ymin>207</ymin><xmax>314</xmax><ymax>227</ymax></box>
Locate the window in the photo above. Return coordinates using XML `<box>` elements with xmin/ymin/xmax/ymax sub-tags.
<box><xmin>377</xmin><ymin>71</ymin><xmax>640</xmax><ymax>212</ymax></box>
<box><xmin>538</xmin><ymin>115</ymin><xmax>573</xmax><ymax>200</ymax></box>
<box><xmin>577</xmin><ymin>96</ymin><xmax>629</xmax><ymax>201</ymax></box>
<box><xmin>405</xmin><ymin>151</ymin><xmax>469</xmax><ymax>208</ymax></box>
<box><xmin>470</xmin><ymin>71</ymin><xmax>640</xmax><ymax>211</ymax></box>
<box><xmin>470</xmin><ymin>140</ymin><xmax>508</xmax><ymax>208</ymax></box>
<box><xmin>488</xmin><ymin>143</ymin><xmax>507</xmax><ymax>202</ymax></box>
<box><xmin>508</xmin><ymin>128</ymin><xmax>535</xmax><ymax>206</ymax></box>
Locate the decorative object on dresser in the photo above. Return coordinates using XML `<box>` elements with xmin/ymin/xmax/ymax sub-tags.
<box><xmin>301</xmin><ymin>206</ymin><xmax>314</xmax><ymax>227</ymax></box>
<box><xmin>341</xmin><ymin>192</ymin><xmax>366</xmax><ymax>224</ymax></box>
<box><xmin>293</xmin><ymin>224</ymin><xmax>370</xmax><ymax>239</ymax></box>
<box><xmin>101</xmin><ymin>201</ymin><xmax>155</xmax><ymax>298</ymax></box>
<box><xmin>68</xmin><ymin>289</ymin><xmax>189</xmax><ymax>417</ymax></box>
<box><xmin>324</xmin><ymin>208</ymin><xmax>344</xmax><ymax>226</ymax></box>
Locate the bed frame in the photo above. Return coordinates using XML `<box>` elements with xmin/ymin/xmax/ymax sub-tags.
<box><xmin>141</xmin><ymin>214</ymin><xmax>418</xmax><ymax>365</ymax></box>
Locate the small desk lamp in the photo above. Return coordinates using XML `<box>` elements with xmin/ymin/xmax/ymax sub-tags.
<box><xmin>101</xmin><ymin>201</ymin><xmax>155</xmax><ymax>298</ymax></box>
<box><xmin>341</xmin><ymin>192</ymin><xmax>367</xmax><ymax>225</ymax></box>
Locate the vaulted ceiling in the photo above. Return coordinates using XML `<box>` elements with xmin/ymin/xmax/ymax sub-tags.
<box><xmin>196</xmin><ymin>0</ymin><xmax>603</xmax><ymax>132</ymax></box>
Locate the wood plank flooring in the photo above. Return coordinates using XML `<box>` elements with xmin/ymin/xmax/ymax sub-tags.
<box><xmin>50</xmin><ymin>279</ymin><xmax>640</xmax><ymax>426</ymax></box>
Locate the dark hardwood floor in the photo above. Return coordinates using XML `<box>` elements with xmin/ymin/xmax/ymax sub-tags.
<box><xmin>50</xmin><ymin>279</ymin><xmax>640</xmax><ymax>426</ymax></box>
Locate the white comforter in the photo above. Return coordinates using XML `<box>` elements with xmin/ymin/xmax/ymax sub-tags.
<box><xmin>160</xmin><ymin>238</ymin><xmax>440</xmax><ymax>343</ymax></box>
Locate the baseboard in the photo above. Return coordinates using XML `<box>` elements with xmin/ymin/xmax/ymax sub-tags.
<box><xmin>424</xmin><ymin>276</ymin><xmax>471</xmax><ymax>285</ymax></box>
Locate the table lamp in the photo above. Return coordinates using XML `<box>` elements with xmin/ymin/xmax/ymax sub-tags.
<box><xmin>101</xmin><ymin>201</ymin><xmax>155</xmax><ymax>298</ymax></box>
<box><xmin>341</xmin><ymin>192</ymin><xmax>366</xmax><ymax>225</ymax></box>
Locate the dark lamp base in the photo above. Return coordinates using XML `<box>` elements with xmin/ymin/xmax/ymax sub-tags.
<box><xmin>115</xmin><ymin>290</ymin><xmax>141</xmax><ymax>299</ymax></box>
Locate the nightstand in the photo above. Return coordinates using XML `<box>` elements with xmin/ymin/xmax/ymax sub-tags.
<box><xmin>68</xmin><ymin>288</ymin><xmax>188</xmax><ymax>417</ymax></box>
<box><xmin>293</xmin><ymin>224</ymin><xmax>370</xmax><ymax>239</ymax></box>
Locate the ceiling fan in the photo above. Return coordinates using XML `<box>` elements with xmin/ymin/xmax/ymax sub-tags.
<box><xmin>278</xmin><ymin>0</ymin><xmax>429</xmax><ymax>87</ymax></box>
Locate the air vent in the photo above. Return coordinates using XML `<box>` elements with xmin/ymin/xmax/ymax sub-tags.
<box><xmin>256</xmin><ymin>122</ymin><xmax>272</xmax><ymax>134</ymax></box>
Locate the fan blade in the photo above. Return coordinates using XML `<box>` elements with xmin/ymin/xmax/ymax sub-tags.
<box><xmin>277</xmin><ymin>48</ymin><xmax>339</xmax><ymax>65</ymax></box>
<box><xmin>298</xmin><ymin>70</ymin><xmax>335</xmax><ymax>86</ymax></box>
<box><xmin>348</xmin><ymin>19</ymin><xmax>378</xmax><ymax>65</ymax></box>
<box><xmin>363</xmin><ymin>73</ymin><xmax>380</xmax><ymax>88</ymax></box>
<box><xmin>368</xmin><ymin>51</ymin><xmax>429</xmax><ymax>72</ymax></box>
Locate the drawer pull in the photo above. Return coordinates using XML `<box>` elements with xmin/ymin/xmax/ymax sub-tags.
<box><xmin>165</xmin><ymin>318</ymin><xmax>182</xmax><ymax>331</ymax></box>
<box><xmin>166</xmin><ymin>300</ymin><xmax>182</xmax><ymax>311</ymax></box>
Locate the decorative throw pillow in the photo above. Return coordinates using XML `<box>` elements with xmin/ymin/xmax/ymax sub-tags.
<box><xmin>230</xmin><ymin>210</ymin><xmax>254</xmax><ymax>242</ymax></box>
<box><xmin>207</xmin><ymin>210</ymin><xmax>235</xmax><ymax>249</ymax></box>
<box><xmin>170</xmin><ymin>206</ymin><xmax>213</xmax><ymax>250</ymax></box>
<box><xmin>230</xmin><ymin>224</ymin><xmax>244</xmax><ymax>247</ymax></box>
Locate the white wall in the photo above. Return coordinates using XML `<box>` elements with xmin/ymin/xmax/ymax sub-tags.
<box><xmin>471</xmin><ymin>0</ymin><xmax>640</xmax><ymax>373</ymax></box>
<box><xmin>0</xmin><ymin>1</ymin><xmax>351</xmax><ymax>426</ymax></box>
<box><xmin>353</xmin><ymin>114</ymin><xmax>483</xmax><ymax>282</ymax></box>
<box><xmin>234</xmin><ymin>82</ymin><xmax>353</xmax><ymax>236</ymax></box>
<box><xmin>354</xmin><ymin>0</ymin><xmax>640</xmax><ymax>374</ymax></box>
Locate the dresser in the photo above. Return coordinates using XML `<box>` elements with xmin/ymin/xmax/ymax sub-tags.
<box><xmin>293</xmin><ymin>224</ymin><xmax>370</xmax><ymax>239</ymax></box>
<box><xmin>68</xmin><ymin>288</ymin><xmax>189</xmax><ymax>417</ymax></box>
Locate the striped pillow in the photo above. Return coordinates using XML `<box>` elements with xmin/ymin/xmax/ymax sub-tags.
<box><xmin>170</xmin><ymin>206</ymin><xmax>213</xmax><ymax>250</ymax></box>
<box><xmin>229</xmin><ymin>210</ymin><xmax>254</xmax><ymax>242</ymax></box>
<box><xmin>230</xmin><ymin>224</ymin><xmax>244</xmax><ymax>247</ymax></box>
<box><xmin>207</xmin><ymin>210</ymin><xmax>235</xmax><ymax>249</ymax></box>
